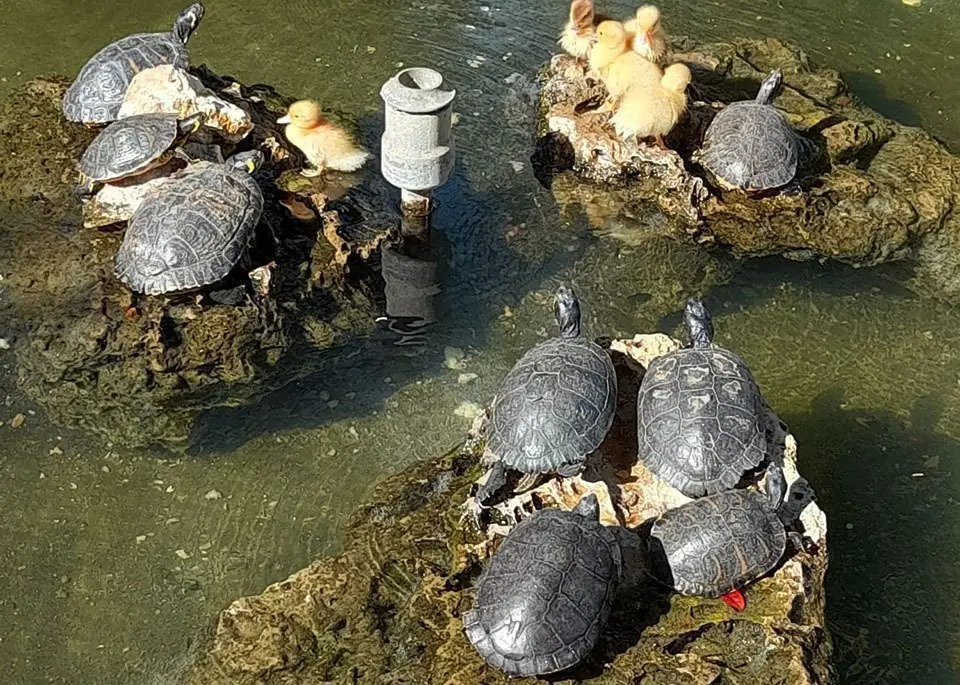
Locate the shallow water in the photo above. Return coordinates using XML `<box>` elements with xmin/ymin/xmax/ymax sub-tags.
<box><xmin>0</xmin><ymin>0</ymin><xmax>959</xmax><ymax>683</ymax></box>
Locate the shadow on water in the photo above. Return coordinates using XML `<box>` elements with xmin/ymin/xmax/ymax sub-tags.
<box><xmin>844</xmin><ymin>71</ymin><xmax>923</xmax><ymax>130</ymax></box>
<box><xmin>785</xmin><ymin>388</ymin><xmax>960</xmax><ymax>684</ymax></box>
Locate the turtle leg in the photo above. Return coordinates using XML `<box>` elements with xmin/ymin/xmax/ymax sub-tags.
<box><xmin>779</xmin><ymin>180</ymin><xmax>803</xmax><ymax>196</ymax></box>
<box><xmin>475</xmin><ymin>460</ymin><xmax>508</xmax><ymax>506</ymax></box>
<box><xmin>515</xmin><ymin>472</ymin><xmax>542</xmax><ymax>493</ymax></box>
<box><xmin>555</xmin><ymin>458</ymin><xmax>586</xmax><ymax>479</ymax></box>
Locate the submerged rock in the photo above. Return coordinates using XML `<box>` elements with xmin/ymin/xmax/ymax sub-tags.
<box><xmin>179</xmin><ymin>333</ymin><xmax>830</xmax><ymax>684</ymax></box>
<box><xmin>535</xmin><ymin>37</ymin><xmax>960</xmax><ymax>279</ymax></box>
<box><xmin>0</xmin><ymin>69</ymin><xmax>399</xmax><ymax>450</ymax></box>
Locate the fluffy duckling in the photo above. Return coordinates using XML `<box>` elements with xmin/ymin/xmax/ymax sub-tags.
<box><xmin>589</xmin><ymin>21</ymin><xmax>663</xmax><ymax>108</ymax></box>
<box><xmin>610</xmin><ymin>63</ymin><xmax>691</xmax><ymax>148</ymax></box>
<box><xmin>277</xmin><ymin>100</ymin><xmax>370</xmax><ymax>177</ymax></box>
<box><xmin>558</xmin><ymin>0</ymin><xmax>601</xmax><ymax>60</ymax></box>
<box><xmin>624</xmin><ymin>5</ymin><xmax>669</xmax><ymax>64</ymax></box>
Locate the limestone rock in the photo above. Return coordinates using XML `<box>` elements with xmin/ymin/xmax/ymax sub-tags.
<box><xmin>535</xmin><ymin>39</ymin><xmax>960</xmax><ymax>276</ymax></box>
<box><xmin>179</xmin><ymin>334</ymin><xmax>830</xmax><ymax>685</ymax></box>
<box><xmin>119</xmin><ymin>65</ymin><xmax>254</xmax><ymax>142</ymax></box>
<box><xmin>81</xmin><ymin>157</ymin><xmax>184</xmax><ymax>228</ymax></box>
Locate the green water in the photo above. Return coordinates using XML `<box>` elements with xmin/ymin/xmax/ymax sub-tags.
<box><xmin>0</xmin><ymin>0</ymin><xmax>958</xmax><ymax>683</ymax></box>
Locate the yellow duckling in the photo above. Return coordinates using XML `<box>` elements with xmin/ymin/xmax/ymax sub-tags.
<box><xmin>624</xmin><ymin>5</ymin><xmax>669</xmax><ymax>64</ymax></box>
<box><xmin>277</xmin><ymin>100</ymin><xmax>370</xmax><ymax>177</ymax></box>
<box><xmin>610</xmin><ymin>63</ymin><xmax>691</xmax><ymax>148</ymax></box>
<box><xmin>589</xmin><ymin>21</ymin><xmax>663</xmax><ymax>109</ymax></box>
<box><xmin>558</xmin><ymin>0</ymin><xmax>603</xmax><ymax>60</ymax></box>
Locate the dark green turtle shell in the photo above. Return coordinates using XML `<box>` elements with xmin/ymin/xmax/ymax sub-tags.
<box><xmin>114</xmin><ymin>159</ymin><xmax>263</xmax><ymax>295</ymax></box>
<box><xmin>637</xmin><ymin>344</ymin><xmax>767</xmax><ymax>498</ymax></box>
<box><xmin>487</xmin><ymin>336</ymin><xmax>617</xmax><ymax>476</ymax></box>
<box><xmin>650</xmin><ymin>488</ymin><xmax>786</xmax><ymax>596</ymax></box>
<box><xmin>78</xmin><ymin>114</ymin><xmax>181</xmax><ymax>182</ymax></box>
<box><xmin>463</xmin><ymin>506</ymin><xmax>621</xmax><ymax>676</ymax></box>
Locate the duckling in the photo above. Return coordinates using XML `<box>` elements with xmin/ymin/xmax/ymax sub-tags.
<box><xmin>558</xmin><ymin>0</ymin><xmax>602</xmax><ymax>60</ymax></box>
<box><xmin>277</xmin><ymin>100</ymin><xmax>370</xmax><ymax>177</ymax></box>
<box><xmin>610</xmin><ymin>63</ymin><xmax>691</xmax><ymax>148</ymax></box>
<box><xmin>589</xmin><ymin>21</ymin><xmax>663</xmax><ymax>110</ymax></box>
<box><xmin>624</xmin><ymin>5</ymin><xmax>669</xmax><ymax>64</ymax></box>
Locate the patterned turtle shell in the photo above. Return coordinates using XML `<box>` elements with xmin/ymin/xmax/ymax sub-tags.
<box><xmin>698</xmin><ymin>69</ymin><xmax>806</xmax><ymax>191</ymax></box>
<box><xmin>637</xmin><ymin>299</ymin><xmax>767</xmax><ymax>497</ymax></box>
<box><xmin>463</xmin><ymin>494</ymin><xmax>621</xmax><ymax>676</ymax></box>
<box><xmin>114</xmin><ymin>150</ymin><xmax>264</xmax><ymax>295</ymax></box>
<box><xmin>62</xmin><ymin>4</ymin><xmax>204</xmax><ymax>124</ymax></box>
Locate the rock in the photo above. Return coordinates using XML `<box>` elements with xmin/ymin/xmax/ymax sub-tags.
<box><xmin>81</xmin><ymin>157</ymin><xmax>185</xmax><ymax>228</ymax></box>
<box><xmin>179</xmin><ymin>333</ymin><xmax>830</xmax><ymax>685</ymax></box>
<box><xmin>0</xmin><ymin>71</ymin><xmax>394</xmax><ymax>451</ymax></box>
<box><xmin>534</xmin><ymin>39</ymin><xmax>960</xmax><ymax>282</ymax></box>
<box><xmin>118</xmin><ymin>65</ymin><xmax>254</xmax><ymax>142</ymax></box>
<box><xmin>10</xmin><ymin>413</ymin><xmax>25</xmax><ymax>429</ymax></box>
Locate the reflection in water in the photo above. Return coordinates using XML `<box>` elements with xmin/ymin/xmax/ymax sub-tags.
<box><xmin>377</xmin><ymin>215</ymin><xmax>443</xmax><ymax>352</ymax></box>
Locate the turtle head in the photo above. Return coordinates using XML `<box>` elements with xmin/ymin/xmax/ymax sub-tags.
<box><xmin>176</xmin><ymin>112</ymin><xmax>207</xmax><ymax>136</ymax></box>
<box><xmin>755</xmin><ymin>69</ymin><xmax>784</xmax><ymax>105</ymax></box>
<box><xmin>554</xmin><ymin>285</ymin><xmax>582</xmax><ymax>339</ymax></box>
<box><xmin>572</xmin><ymin>492</ymin><xmax>600</xmax><ymax>521</ymax></box>
<box><xmin>172</xmin><ymin>3</ymin><xmax>205</xmax><ymax>44</ymax></box>
<box><xmin>683</xmin><ymin>298</ymin><xmax>714</xmax><ymax>349</ymax></box>
<box><xmin>227</xmin><ymin>149</ymin><xmax>265</xmax><ymax>174</ymax></box>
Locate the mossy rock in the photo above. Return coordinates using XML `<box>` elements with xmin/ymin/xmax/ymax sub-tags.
<box><xmin>0</xmin><ymin>70</ymin><xmax>393</xmax><ymax>451</ymax></box>
<box><xmin>179</xmin><ymin>337</ymin><xmax>831</xmax><ymax>684</ymax></box>
<box><xmin>535</xmin><ymin>37</ymin><xmax>960</xmax><ymax>277</ymax></box>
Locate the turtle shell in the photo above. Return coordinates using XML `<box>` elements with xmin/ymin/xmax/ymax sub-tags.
<box><xmin>699</xmin><ymin>101</ymin><xmax>800</xmax><ymax>191</ymax></box>
<box><xmin>650</xmin><ymin>489</ymin><xmax>786</xmax><ymax>596</ymax></box>
<box><xmin>487</xmin><ymin>336</ymin><xmax>616</xmax><ymax>476</ymax></box>
<box><xmin>637</xmin><ymin>345</ymin><xmax>766</xmax><ymax>498</ymax></box>
<box><xmin>463</xmin><ymin>507</ymin><xmax>622</xmax><ymax>676</ymax></box>
<box><xmin>78</xmin><ymin>114</ymin><xmax>180</xmax><ymax>182</ymax></box>
<box><xmin>114</xmin><ymin>161</ymin><xmax>263</xmax><ymax>295</ymax></box>
<box><xmin>62</xmin><ymin>32</ymin><xmax>188</xmax><ymax>124</ymax></box>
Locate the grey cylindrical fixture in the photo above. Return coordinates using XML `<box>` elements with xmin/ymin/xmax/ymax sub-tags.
<box><xmin>380</xmin><ymin>68</ymin><xmax>456</xmax><ymax>197</ymax></box>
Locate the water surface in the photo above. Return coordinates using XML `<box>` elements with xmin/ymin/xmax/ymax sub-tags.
<box><xmin>0</xmin><ymin>1</ymin><xmax>959</xmax><ymax>683</ymax></box>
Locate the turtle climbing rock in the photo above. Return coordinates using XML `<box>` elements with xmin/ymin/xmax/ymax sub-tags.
<box><xmin>463</xmin><ymin>493</ymin><xmax>622</xmax><ymax>676</ymax></box>
<box><xmin>62</xmin><ymin>3</ymin><xmax>205</xmax><ymax>124</ymax></box>
<box><xmin>636</xmin><ymin>298</ymin><xmax>768</xmax><ymax>498</ymax></box>
<box><xmin>76</xmin><ymin>112</ymin><xmax>205</xmax><ymax>195</ymax></box>
<box><xmin>114</xmin><ymin>149</ymin><xmax>264</xmax><ymax>295</ymax></box>
<box><xmin>648</xmin><ymin>463</ymin><xmax>816</xmax><ymax>610</ymax></box>
<box><xmin>475</xmin><ymin>286</ymin><xmax>617</xmax><ymax>504</ymax></box>
<box><xmin>696</xmin><ymin>69</ymin><xmax>814</xmax><ymax>193</ymax></box>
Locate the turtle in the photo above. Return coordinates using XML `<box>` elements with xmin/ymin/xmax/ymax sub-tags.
<box><xmin>76</xmin><ymin>112</ymin><xmax>206</xmax><ymax>197</ymax></box>
<box><xmin>648</xmin><ymin>462</ymin><xmax>816</xmax><ymax>610</ymax></box>
<box><xmin>696</xmin><ymin>69</ymin><xmax>814</xmax><ymax>194</ymax></box>
<box><xmin>114</xmin><ymin>149</ymin><xmax>265</xmax><ymax>295</ymax></box>
<box><xmin>475</xmin><ymin>286</ymin><xmax>617</xmax><ymax>505</ymax></box>
<box><xmin>62</xmin><ymin>3</ymin><xmax>205</xmax><ymax>124</ymax></box>
<box><xmin>636</xmin><ymin>298</ymin><xmax>767</xmax><ymax>498</ymax></box>
<box><xmin>463</xmin><ymin>493</ymin><xmax>622</xmax><ymax>676</ymax></box>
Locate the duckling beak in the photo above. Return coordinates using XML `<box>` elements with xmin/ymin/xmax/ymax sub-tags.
<box><xmin>276</xmin><ymin>114</ymin><xmax>291</xmax><ymax>124</ymax></box>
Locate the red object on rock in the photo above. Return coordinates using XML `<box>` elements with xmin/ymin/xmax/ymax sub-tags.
<box><xmin>721</xmin><ymin>589</ymin><xmax>746</xmax><ymax>611</ymax></box>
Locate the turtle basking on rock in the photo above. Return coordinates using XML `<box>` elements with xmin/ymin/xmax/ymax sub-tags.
<box><xmin>62</xmin><ymin>3</ymin><xmax>204</xmax><ymax>124</ymax></box>
<box><xmin>636</xmin><ymin>298</ymin><xmax>769</xmax><ymax>498</ymax></box>
<box><xmin>76</xmin><ymin>112</ymin><xmax>206</xmax><ymax>197</ymax></box>
<box><xmin>463</xmin><ymin>493</ymin><xmax>622</xmax><ymax>676</ymax></box>
<box><xmin>648</xmin><ymin>463</ymin><xmax>816</xmax><ymax>610</ymax></box>
<box><xmin>474</xmin><ymin>286</ymin><xmax>617</xmax><ymax>506</ymax></box>
<box><xmin>114</xmin><ymin>149</ymin><xmax>265</xmax><ymax>296</ymax></box>
<box><xmin>695</xmin><ymin>69</ymin><xmax>815</xmax><ymax>194</ymax></box>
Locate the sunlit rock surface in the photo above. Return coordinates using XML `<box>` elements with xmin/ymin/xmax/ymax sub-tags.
<box><xmin>180</xmin><ymin>334</ymin><xmax>830</xmax><ymax>684</ymax></box>
<box><xmin>535</xmin><ymin>37</ymin><xmax>960</xmax><ymax>282</ymax></box>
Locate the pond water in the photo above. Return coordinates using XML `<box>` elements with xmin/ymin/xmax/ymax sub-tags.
<box><xmin>0</xmin><ymin>0</ymin><xmax>958</xmax><ymax>683</ymax></box>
